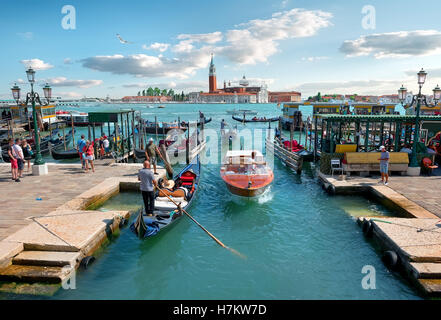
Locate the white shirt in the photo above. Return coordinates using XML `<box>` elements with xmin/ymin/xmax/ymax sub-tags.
<box><xmin>103</xmin><ymin>139</ymin><xmax>109</xmax><ymax>148</ymax></box>
<box><xmin>12</xmin><ymin>144</ymin><xmax>24</xmax><ymax>159</ymax></box>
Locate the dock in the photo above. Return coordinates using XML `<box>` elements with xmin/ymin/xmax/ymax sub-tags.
<box><xmin>0</xmin><ymin>162</ymin><xmax>166</xmax><ymax>295</ymax></box>
<box><xmin>319</xmin><ymin>172</ymin><xmax>441</xmax><ymax>296</ymax></box>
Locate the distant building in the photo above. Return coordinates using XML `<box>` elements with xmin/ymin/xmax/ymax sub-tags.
<box><xmin>189</xmin><ymin>54</ymin><xmax>268</xmax><ymax>103</ymax></box>
<box><xmin>268</xmin><ymin>91</ymin><xmax>301</xmax><ymax>103</ymax></box>
<box><xmin>122</xmin><ymin>96</ymin><xmax>172</xmax><ymax>103</ymax></box>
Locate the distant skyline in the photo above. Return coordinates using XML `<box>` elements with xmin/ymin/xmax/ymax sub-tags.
<box><xmin>2</xmin><ymin>0</ymin><xmax>441</xmax><ymax>99</ymax></box>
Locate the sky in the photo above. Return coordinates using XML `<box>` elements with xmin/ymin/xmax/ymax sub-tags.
<box><xmin>2</xmin><ymin>0</ymin><xmax>441</xmax><ymax>99</ymax></box>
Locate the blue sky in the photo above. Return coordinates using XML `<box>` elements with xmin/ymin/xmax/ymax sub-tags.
<box><xmin>2</xmin><ymin>0</ymin><xmax>441</xmax><ymax>99</ymax></box>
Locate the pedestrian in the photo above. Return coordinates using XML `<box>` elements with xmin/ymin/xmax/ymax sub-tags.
<box><xmin>83</xmin><ymin>140</ymin><xmax>95</xmax><ymax>173</ymax></box>
<box><xmin>12</xmin><ymin>138</ymin><xmax>24</xmax><ymax>179</ymax></box>
<box><xmin>77</xmin><ymin>134</ymin><xmax>86</xmax><ymax>169</ymax></box>
<box><xmin>378</xmin><ymin>146</ymin><xmax>390</xmax><ymax>186</ymax></box>
<box><xmin>21</xmin><ymin>139</ymin><xmax>33</xmax><ymax>172</ymax></box>
<box><xmin>6</xmin><ymin>138</ymin><xmax>19</xmax><ymax>182</ymax></box>
<box><xmin>99</xmin><ymin>136</ymin><xmax>105</xmax><ymax>159</ymax></box>
<box><xmin>103</xmin><ymin>135</ymin><xmax>110</xmax><ymax>156</ymax></box>
<box><xmin>144</xmin><ymin>138</ymin><xmax>160</xmax><ymax>175</ymax></box>
<box><xmin>138</xmin><ymin>160</ymin><xmax>157</xmax><ymax>216</ymax></box>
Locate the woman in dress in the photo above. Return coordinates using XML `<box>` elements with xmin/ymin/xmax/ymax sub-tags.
<box><xmin>21</xmin><ymin>140</ymin><xmax>32</xmax><ymax>172</ymax></box>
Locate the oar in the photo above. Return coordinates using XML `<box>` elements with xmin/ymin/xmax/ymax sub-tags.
<box><xmin>157</xmin><ymin>187</ymin><xmax>246</xmax><ymax>259</ymax></box>
<box><xmin>156</xmin><ymin>146</ymin><xmax>173</xmax><ymax>177</ymax></box>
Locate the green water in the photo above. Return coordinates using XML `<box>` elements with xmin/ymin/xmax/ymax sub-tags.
<box><xmin>8</xmin><ymin>103</ymin><xmax>421</xmax><ymax>299</ymax></box>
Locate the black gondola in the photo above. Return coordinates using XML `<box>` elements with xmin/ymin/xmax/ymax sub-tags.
<box><xmin>130</xmin><ymin>156</ymin><xmax>201</xmax><ymax>240</ymax></box>
<box><xmin>51</xmin><ymin>148</ymin><xmax>79</xmax><ymax>160</ymax></box>
<box><xmin>143</xmin><ymin>117</ymin><xmax>212</xmax><ymax>135</ymax></box>
<box><xmin>232</xmin><ymin>115</ymin><xmax>279</xmax><ymax>123</ymax></box>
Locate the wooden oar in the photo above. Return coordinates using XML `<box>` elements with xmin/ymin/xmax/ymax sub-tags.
<box><xmin>157</xmin><ymin>187</ymin><xmax>246</xmax><ymax>259</ymax></box>
<box><xmin>156</xmin><ymin>146</ymin><xmax>173</xmax><ymax>177</ymax></box>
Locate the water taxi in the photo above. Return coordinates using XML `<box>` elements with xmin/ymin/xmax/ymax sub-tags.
<box><xmin>220</xmin><ymin>150</ymin><xmax>273</xmax><ymax>197</ymax></box>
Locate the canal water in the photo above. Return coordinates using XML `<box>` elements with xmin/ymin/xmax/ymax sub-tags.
<box><xmin>8</xmin><ymin>103</ymin><xmax>422</xmax><ymax>299</ymax></box>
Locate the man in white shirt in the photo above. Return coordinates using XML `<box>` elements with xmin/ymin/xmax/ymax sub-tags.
<box><xmin>12</xmin><ymin>138</ymin><xmax>24</xmax><ymax>179</ymax></box>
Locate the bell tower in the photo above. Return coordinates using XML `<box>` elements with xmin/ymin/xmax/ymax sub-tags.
<box><xmin>209</xmin><ymin>53</ymin><xmax>217</xmax><ymax>93</ymax></box>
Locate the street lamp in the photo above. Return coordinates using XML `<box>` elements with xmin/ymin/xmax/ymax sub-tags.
<box><xmin>11</xmin><ymin>84</ymin><xmax>21</xmax><ymax>103</ymax></box>
<box><xmin>23</xmin><ymin>67</ymin><xmax>45</xmax><ymax>166</ymax></box>
<box><xmin>398</xmin><ymin>68</ymin><xmax>437</xmax><ymax>168</ymax></box>
<box><xmin>43</xmin><ymin>83</ymin><xmax>52</xmax><ymax>104</ymax></box>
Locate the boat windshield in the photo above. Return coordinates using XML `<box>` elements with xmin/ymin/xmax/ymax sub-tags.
<box><xmin>222</xmin><ymin>164</ymin><xmax>270</xmax><ymax>176</ymax></box>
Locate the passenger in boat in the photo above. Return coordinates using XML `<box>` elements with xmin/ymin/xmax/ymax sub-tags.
<box><xmin>138</xmin><ymin>160</ymin><xmax>157</xmax><ymax>216</ymax></box>
<box><xmin>145</xmin><ymin>138</ymin><xmax>161</xmax><ymax>175</ymax></box>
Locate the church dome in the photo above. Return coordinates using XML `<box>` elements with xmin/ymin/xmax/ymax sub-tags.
<box><xmin>239</xmin><ymin>75</ymin><xmax>249</xmax><ymax>87</ymax></box>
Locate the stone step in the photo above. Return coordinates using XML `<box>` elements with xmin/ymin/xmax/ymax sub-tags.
<box><xmin>417</xmin><ymin>279</ymin><xmax>441</xmax><ymax>297</ymax></box>
<box><xmin>410</xmin><ymin>262</ymin><xmax>441</xmax><ymax>279</ymax></box>
<box><xmin>0</xmin><ymin>265</ymin><xmax>73</xmax><ymax>284</ymax></box>
<box><xmin>12</xmin><ymin>251</ymin><xmax>81</xmax><ymax>267</ymax></box>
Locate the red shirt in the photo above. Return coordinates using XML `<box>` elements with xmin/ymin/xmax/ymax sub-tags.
<box><xmin>83</xmin><ymin>144</ymin><xmax>94</xmax><ymax>156</ymax></box>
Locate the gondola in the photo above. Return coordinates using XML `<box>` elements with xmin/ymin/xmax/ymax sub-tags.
<box><xmin>51</xmin><ymin>148</ymin><xmax>79</xmax><ymax>160</ymax></box>
<box><xmin>130</xmin><ymin>156</ymin><xmax>201</xmax><ymax>240</ymax></box>
<box><xmin>143</xmin><ymin>122</ymin><xmax>187</xmax><ymax>135</ymax></box>
<box><xmin>182</xmin><ymin>117</ymin><xmax>212</xmax><ymax>128</ymax></box>
<box><xmin>1</xmin><ymin>130</ymin><xmax>72</xmax><ymax>162</ymax></box>
<box><xmin>232</xmin><ymin>115</ymin><xmax>279</xmax><ymax>123</ymax></box>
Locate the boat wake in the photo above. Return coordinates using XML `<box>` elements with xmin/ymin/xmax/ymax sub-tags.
<box><xmin>257</xmin><ymin>187</ymin><xmax>273</xmax><ymax>204</ymax></box>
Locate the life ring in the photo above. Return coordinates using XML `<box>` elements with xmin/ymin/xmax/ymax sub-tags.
<box><xmin>382</xmin><ymin>251</ymin><xmax>399</xmax><ymax>270</ymax></box>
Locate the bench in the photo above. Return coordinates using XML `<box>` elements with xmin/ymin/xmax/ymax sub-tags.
<box><xmin>342</xmin><ymin>152</ymin><xmax>409</xmax><ymax>176</ymax></box>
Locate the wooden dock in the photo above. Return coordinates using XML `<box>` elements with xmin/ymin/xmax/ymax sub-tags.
<box><xmin>266</xmin><ymin>137</ymin><xmax>303</xmax><ymax>174</ymax></box>
<box><xmin>0</xmin><ymin>163</ymin><xmax>166</xmax><ymax>295</ymax></box>
<box><xmin>319</xmin><ymin>171</ymin><xmax>441</xmax><ymax>296</ymax></box>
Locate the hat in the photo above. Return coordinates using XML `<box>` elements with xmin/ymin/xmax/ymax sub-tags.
<box><xmin>149</xmin><ymin>138</ymin><xmax>154</xmax><ymax>142</ymax></box>
<box><xmin>163</xmin><ymin>180</ymin><xmax>175</xmax><ymax>189</ymax></box>
<box><xmin>380</xmin><ymin>146</ymin><xmax>385</xmax><ymax>150</ymax></box>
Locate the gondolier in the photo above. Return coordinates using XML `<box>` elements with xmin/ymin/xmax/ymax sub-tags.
<box><xmin>138</xmin><ymin>160</ymin><xmax>157</xmax><ymax>216</ymax></box>
<box><xmin>145</xmin><ymin>138</ymin><xmax>161</xmax><ymax>175</ymax></box>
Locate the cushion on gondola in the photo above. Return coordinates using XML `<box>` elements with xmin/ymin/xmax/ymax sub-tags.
<box><xmin>155</xmin><ymin>198</ymin><xmax>188</xmax><ymax>211</ymax></box>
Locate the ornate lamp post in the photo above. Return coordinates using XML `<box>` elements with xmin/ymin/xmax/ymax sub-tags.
<box><xmin>25</xmin><ymin>68</ymin><xmax>45</xmax><ymax>166</ymax></box>
<box><xmin>398</xmin><ymin>68</ymin><xmax>439</xmax><ymax>168</ymax></box>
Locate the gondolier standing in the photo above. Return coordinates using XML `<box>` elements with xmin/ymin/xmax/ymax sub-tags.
<box><xmin>145</xmin><ymin>138</ymin><xmax>161</xmax><ymax>175</ymax></box>
<box><xmin>138</xmin><ymin>160</ymin><xmax>157</xmax><ymax>216</ymax></box>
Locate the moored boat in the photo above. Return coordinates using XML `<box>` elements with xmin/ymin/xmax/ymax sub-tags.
<box><xmin>220</xmin><ymin>150</ymin><xmax>274</xmax><ymax>197</ymax></box>
<box><xmin>130</xmin><ymin>156</ymin><xmax>201</xmax><ymax>240</ymax></box>
<box><xmin>232</xmin><ymin>115</ymin><xmax>279</xmax><ymax>123</ymax></box>
<box><xmin>51</xmin><ymin>148</ymin><xmax>79</xmax><ymax>160</ymax></box>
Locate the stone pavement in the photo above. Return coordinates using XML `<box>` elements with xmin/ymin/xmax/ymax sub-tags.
<box><xmin>0</xmin><ymin>163</ymin><xmax>164</xmax><ymax>241</ymax></box>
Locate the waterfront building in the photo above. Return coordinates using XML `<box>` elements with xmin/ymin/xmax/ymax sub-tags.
<box><xmin>268</xmin><ymin>91</ymin><xmax>301</xmax><ymax>103</ymax></box>
<box><xmin>121</xmin><ymin>96</ymin><xmax>173</xmax><ymax>103</ymax></box>
<box><xmin>189</xmin><ymin>54</ymin><xmax>269</xmax><ymax>103</ymax></box>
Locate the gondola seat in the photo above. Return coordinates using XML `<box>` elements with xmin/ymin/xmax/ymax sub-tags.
<box><xmin>158</xmin><ymin>187</ymin><xmax>187</xmax><ymax>198</ymax></box>
<box><xmin>155</xmin><ymin>197</ymin><xmax>188</xmax><ymax>211</ymax></box>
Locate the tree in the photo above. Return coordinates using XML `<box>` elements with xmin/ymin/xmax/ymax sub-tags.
<box><xmin>137</xmin><ymin>91</ymin><xmax>140</xmax><ymax>96</ymax></box>
<box><xmin>317</xmin><ymin>92</ymin><xmax>321</xmax><ymax>102</ymax></box>
<box><xmin>181</xmin><ymin>91</ymin><xmax>185</xmax><ymax>101</ymax></box>
<box><xmin>161</xmin><ymin>89</ymin><xmax>168</xmax><ymax>96</ymax></box>
<box><xmin>146</xmin><ymin>87</ymin><xmax>154</xmax><ymax>96</ymax></box>
<box><xmin>167</xmin><ymin>89</ymin><xmax>174</xmax><ymax>97</ymax></box>
<box><xmin>154</xmin><ymin>87</ymin><xmax>161</xmax><ymax>96</ymax></box>
<box><xmin>142</xmin><ymin>90</ymin><xmax>146</xmax><ymax>96</ymax></box>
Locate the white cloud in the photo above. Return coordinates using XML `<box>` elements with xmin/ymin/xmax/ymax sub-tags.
<box><xmin>20</xmin><ymin>58</ymin><xmax>54</xmax><ymax>71</ymax></box>
<box><xmin>17</xmin><ymin>32</ymin><xmax>33</xmax><ymax>40</ymax></box>
<box><xmin>53</xmin><ymin>91</ymin><xmax>83</xmax><ymax>98</ymax></box>
<box><xmin>143</xmin><ymin>42</ymin><xmax>170</xmax><ymax>52</ymax></box>
<box><xmin>43</xmin><ymin>77</ymin><xmax>103</xmax><ymax>88</ymax></box>
<box><xmin>340</xmin><ymin>30</ymin><xmax>441</xmax><ymax>59</ymax></box>
<box><xmin>82</xmin><ymin>8</ymin><xmax>332</xmax><ymax>78</ymax></box>
<box><xmin>301</xmin><ymin>56</ymin><xmax>329</xmax><ymax>62</ymax></box>
<box><xmin>64</xmin><ymin>58</ymin><xmax>73</xmax><ymax>64</ymax></box>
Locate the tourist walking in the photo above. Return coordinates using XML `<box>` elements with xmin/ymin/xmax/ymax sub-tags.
<box><xmin>138</xmin><ymin>160</ymin><xmax>157</xmax><ymax>216</ymax></box>
<box><xmin>144</xmin><ymin>138</ymin><xmax>160</xmax><ymax>175</ymax></box>
<box><xmin>378</xmin><ymin>146</ymin><xmax>390</xmax><ymax>186</ymax></box>
<box><xmin>99</xmin><ymin>136</ymin><xmax>105</xmax><ymax>159</ymax></box>
<box><xmin>12</xmin><ymin>138</ymin><xmax>24</xmax><ymax>179</ymax></box>
<box><xmin>6</xmin><ymin>138</ymin><xmax>19</xmax><ymax>182</ymax></box>
<box><xmin>77</xmin><ymin>134</ymin><xmax>86</xmax><ymax>169</ymax></box>
<box><xmin>21</xmin><ymin>140</ymin><xmax>33</xmax><ymax>172</ymax></box>
<box><xmin>83</xmin><ymin>140</ymin><xmax>95</xmax><ymax>173</ymax></box>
